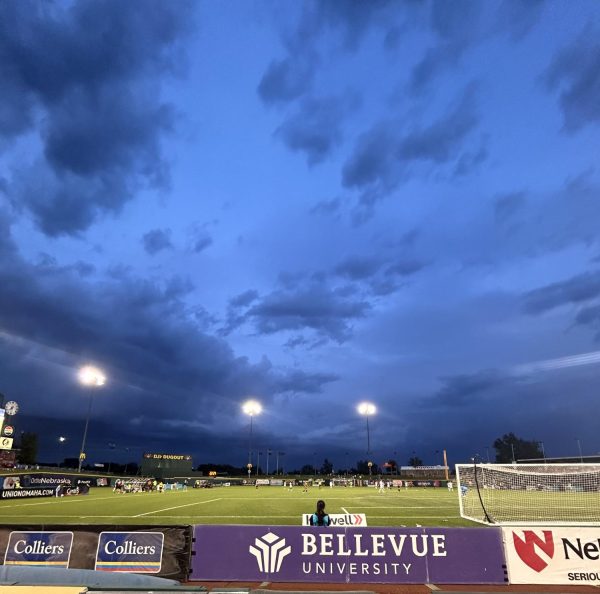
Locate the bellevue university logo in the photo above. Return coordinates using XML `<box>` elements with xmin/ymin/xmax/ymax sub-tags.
<box><xmin>512</xmin><ymin>530</ymin><xmax>554</xmax><ymax>573</ymax></box>
<box><xmin>249</xmin><ymin>532</ymin><xmax>291</xmax><ymax>573</ymax></box>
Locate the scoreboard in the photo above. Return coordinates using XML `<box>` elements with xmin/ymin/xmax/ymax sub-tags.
<box><xmin>140</xmin><ymin>453</ymin><xmax>194</xmax><ymax>477</ymax></box>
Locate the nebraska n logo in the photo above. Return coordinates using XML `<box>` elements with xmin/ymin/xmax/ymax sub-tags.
<box><xmin>512</xmin><ymin>530</ymin><xmax>554</xmax><ymax>572</ymax></box>
<box><xmin>249</xmin><ymin>532</ymin><xmax>291</xmax><ymax>573</ymax></box>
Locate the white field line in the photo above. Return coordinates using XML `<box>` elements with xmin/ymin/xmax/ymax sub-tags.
<box><xmin>341</xmin><ymin>507</ymin><xmax>350</xmax><ymax>514</ymax></box>
<box><xmin>3</xmin><ymin>514</ymin><xmax>460</xmax><ymax>520</ymax></box>
<box><xmin>0</xmin><ymin>494</ymin><xmax>131</xmax><ymax>509</ymax></box>
<box><xmin>134</xmin><ymin>497</ymin><xmax>222</xmax><ymax>517</ymax></box>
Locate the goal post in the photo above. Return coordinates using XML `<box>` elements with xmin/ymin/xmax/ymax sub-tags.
<box><xmin>456</xmin><ymin>462</ymin><xmax>600</xmax><ymax>526</ymax></box>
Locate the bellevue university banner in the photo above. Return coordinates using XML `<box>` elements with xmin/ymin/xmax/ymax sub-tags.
<box><xmin>192</xmin><ymin>526</ymin><xmax>506</xmax><ymax>584</ymax></box>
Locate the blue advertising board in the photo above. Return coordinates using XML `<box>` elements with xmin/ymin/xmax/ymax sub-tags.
<box><xmin>192</xmin><ymin>526</ymin><xmax>507</xmax><ymax>584</ymax></box>
<box><xmin>95</xmin><ymin>531</ymin><xmax>164</xmax><ymax>573</ymax></box>
<box><xmin>4</xmin><ymin>531</ymin><xmax>73</xmax><ymax>567</ymax></box>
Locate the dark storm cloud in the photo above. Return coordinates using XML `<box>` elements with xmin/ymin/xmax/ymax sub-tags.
<box><xmin>574</xmin><ymin>305</ymin><xmax>600</xmax><ymax>340</ymax></box>
<box><xmin>411</xmin><ymin>1</ymin><xmax>544</xmax><ymax>94</ymax></box>
<box><xmin>385</xmin><ymin>259</ymin><xmax>427</xmax><ymax>277</ymax></box>
<box><xmin>0</xmin><ymin>217</ymin><xmax>341</xmax><ymax>462</ymax></box>
<box><xmin>273</xmin><ymin>369</ymin><xmax>339</xmax><ymax>394</ymax></box>
<box><xmin>0</xmin><ymin>0</ymin><xmax>191</xmax><ymax>235</ymax></box>
<box><xmin>310</xmin><ymin>197</ymin><xmax>342</xmax><ymax>217</ymax></box>
<box><xmin>221</xmin><ymin>290</ymin><xmax>259</xmax><ymax>335</ymax></box>
<box><xmin>545</xmin><ymin>25</ymin><xmax>600</xmax><ymax>132</ymax></box>
<box><xmin>244</xmin><ymin>284</ymin><xmax>370</xmax><ymax>343</ymax></box>
<box><xmin>334</xmin><ymin>256</ymin><xmax>383</xmax><ymax>281</ymax></box>
<box><xmin>257</xmin><ymin>54</ymin><xmax>317</xmax><ymax>105</ymax></box>
<box><xmin>275</xmin><ymin>96</ymin><xmax>355</xmax><ymax>165</ymax></box>
<box><xmin>191</xmin><ymin>231</ymin><xmax>213</xmax><ymax>254</ymax></box>
<box><xmin>397</xmin><ymin>87</ymin><xmax>479</xmax><ymax>163</ymax></box>
<box><xmin>494</xmin><ymin>191</ymin><xmax>526</xmax><ymax>223</ymax></box>
<box><xmin>300</xmin><ymin>0</ymin><xmax>401</xmax><ymax>51</ymax></box>
<box><xmin>495</xmin><ymin>0</ymin><xmax>545</xmax><ymax>42</ymax></box>
<box><xmin>142</xmin><ymin>228</ymin><xmax>173</xmax><ymax>255</ymax></box>
<box><xmin>410</xmin><ymin>0</ymin><xmax>481</xmax><ymax>94</ymax></box>
<box><xmin>331</xmin><ymin>254</ymin><xmax>427</xmax><ymax>297</ymax></box>
<box><xmin>523</xmin><ymin>271</ymin><xmax>600</xmax><ymax>315</ymax></box>
<box><xmin>343</xmin><ymin>85</ymin><xmax>480</xmax><ymax>194</ymax></box>
<box><xmin>429</xmin><ymin>370</ymin><xmax>512</xmax><ymax>408</ymax></box>
<box><xmin>477</xmin><ymin>173</ymin><xmax>600</xmax><ymax>266</ymax></box>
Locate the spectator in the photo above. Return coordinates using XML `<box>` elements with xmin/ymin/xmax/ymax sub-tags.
<box><xmin>309</xmin><ymin>499</ymin><xmax>330</xmax><ymax>526</ymax></box>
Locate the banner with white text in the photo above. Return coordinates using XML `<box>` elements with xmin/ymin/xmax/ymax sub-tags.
<box><xmin>191</xmin><ymin>525</ymin><xmax>506</xmax><ymax>584</ymax></box>
<box><xmin>504</xmin><ymin>526</ymin><xmax>600</xmax><ymax>585</ymax></box>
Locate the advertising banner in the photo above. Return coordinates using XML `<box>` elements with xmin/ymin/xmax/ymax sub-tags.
<box><xmin>95</xmin><ymin>531</ymin><xmax>164</xmax><ymax>573</ymax></box>
<box><xmin>192</xmin><ymin>526</ymin><xmax>506</xmax><ymax>584</ymax></box>
<box><xmin>1</xmin><ymin>473</ymin><xmax>107</xmax><ymax>490</ymax></box>
<box><xmin>0</xmin><ymin>525</ymin><xmax>192</xmax><ymax>581</ymax></box>
<box><xmin>0</xmin><ymin>487</ymin><xmax>56</xmax><ymax>499</ymax></box>
<box><xmin>504</xmin><ymin>527</ymin><xmax>600</xmax><ymax>585</ymax></box>
<box><xmin>301</xmin><ymin>514</ymin><xmax>367</xmax><ymax>527</ymax></box>
<box><xmin>4</xmin><ymin>531</ymin><xmax>73</xmax><ymax>568</ymax></box>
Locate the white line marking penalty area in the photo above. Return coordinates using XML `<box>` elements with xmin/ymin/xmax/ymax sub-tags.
<box><xmin>133</xmin><ymin>497</ymin><xmax>222</xmax><ymax>517</ymax></box>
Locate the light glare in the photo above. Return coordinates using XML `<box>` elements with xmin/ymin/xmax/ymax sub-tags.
<box><xmin>78</xmin><ymin>365</ymin><xmax>106</xmax><ymax>387</ymax></box>
<box><xmin>357</xmin><ymin>402</ymin><xmax>376</xmax><ymax>416</ymax></box>
<box><xmin>242</xmin><ymin>399</ymin><xmax>262</xmax><ymax>416</ymax></box>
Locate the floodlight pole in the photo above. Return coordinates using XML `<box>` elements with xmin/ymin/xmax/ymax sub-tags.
<box><xmin>577</xmin><ymin>438</ymin><xmax>583</xmax><ymax>463</ymax></box>
<box><xmin>77</xmin><ymin>366</ymin><xmax>106</xmax><ymax>473</ymax></box>
<box><xmin>248</xmin><ymin>414</ymin><xmax>253</xmax><ymax>467</ymax></box>
<box><xmin>78</xmin><ymin>389</ymin><xmax>94</xmax><ymax>472</ymax></box>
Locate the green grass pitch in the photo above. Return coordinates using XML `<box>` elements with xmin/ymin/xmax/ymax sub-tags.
<box><xmin>0</xmin><ymin>486</ymin><xmax>475</xmax><ymax>527</ymax></box>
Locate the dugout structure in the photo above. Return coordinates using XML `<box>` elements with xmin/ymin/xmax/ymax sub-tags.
<box><xmin>141</xmin><ymin>453</ymin><xmax>194</xmax><ymax>479</ymax></box>
<box><xmin>456</xmin><ymin>462</ymin><xmax>600</xmax><ymax>526</ymax></box>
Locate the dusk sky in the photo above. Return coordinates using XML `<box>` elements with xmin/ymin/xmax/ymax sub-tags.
<box><xmin>1</xmin><ymin>0</ymin><xmax>600</xmax><ymax>472</ymax></box>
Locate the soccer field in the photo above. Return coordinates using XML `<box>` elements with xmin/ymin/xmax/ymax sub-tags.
<box><xmin>0</xmin><ymin>486</ymin><xmax>475</xmax><ymax>527</ymax></box>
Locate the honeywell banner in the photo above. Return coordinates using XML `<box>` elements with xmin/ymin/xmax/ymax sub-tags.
<box><xmin>191</xmin><ymin>526</ymin><xmax>506</xmax><ymax>583</ymax></box>
<box><xmin>301</xmin><ymin>514</ymin><xmax>367</xmax><ymax>527</ymax></box>
<box><xmin>504</xmin><ymin>527</ymin><xmax>600</xmax><ymax>585</ymax></box>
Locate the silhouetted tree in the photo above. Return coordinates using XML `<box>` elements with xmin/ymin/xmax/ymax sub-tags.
<box><xmin>409</xmin><ymin>456</ymin><xmax>423</xmax><ymax>467</ymax></box>
<box><xmin>320</xmin><ymin>458</ymin><xmax>333</xmax><ymax>474</ymax></box>
<box><xmin>493</xmin><ymin>433</ymin><xmax>543</xmax><ymax>462</ymax></box>
<box><xmin>384</xmin><ymin>459</ymin><xmax>398</xmax><ymax>474</ymax></box>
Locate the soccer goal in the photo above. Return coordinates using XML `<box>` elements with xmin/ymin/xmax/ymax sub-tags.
<box><xmin>456</xmin><ymin>463</ymin><xmax>600</xmax><ymax>525</ymax></box>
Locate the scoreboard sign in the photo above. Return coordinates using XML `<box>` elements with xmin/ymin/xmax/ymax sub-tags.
<box><xmin>143</xmin><ymin>453</ymin><xmax>192</xmax><ymax>461</ymax></box>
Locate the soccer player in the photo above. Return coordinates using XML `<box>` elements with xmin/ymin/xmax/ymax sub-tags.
<box><xmin>447</xmin><ymin>480</ymin><xmax>453</xmax><ymax>492</ymax></box>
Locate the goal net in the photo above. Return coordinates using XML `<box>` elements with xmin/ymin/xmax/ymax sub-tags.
<box><xmin>456</xmin><ymin>463</ymin><xmax>600</xmax><ymax>525</ymax></box>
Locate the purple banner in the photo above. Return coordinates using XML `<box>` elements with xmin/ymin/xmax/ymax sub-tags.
<box><xmin>191</xmin><ymin>526</ymin><xmax>506</xmax><ymax>584</ymax></box>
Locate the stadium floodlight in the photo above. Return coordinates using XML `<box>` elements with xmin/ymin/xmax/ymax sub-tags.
<box><xmin>77</xmin><ymin>365</ymin><xmax>106</xmax><ymax>473</ymax></box>
<box><xmin>243</xmin><ymin>399</ymin><xmax>262</xmax><ymax>478</ymax></box>
<box><xmin>357</xmin><ymin>402</ymin><xmax>376</xmax><ymax>471</ymax></box>
<box><xmin>78</xmin><ymin>365</ymin><xmax>106</xmax><ymax>387</ymax></box>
